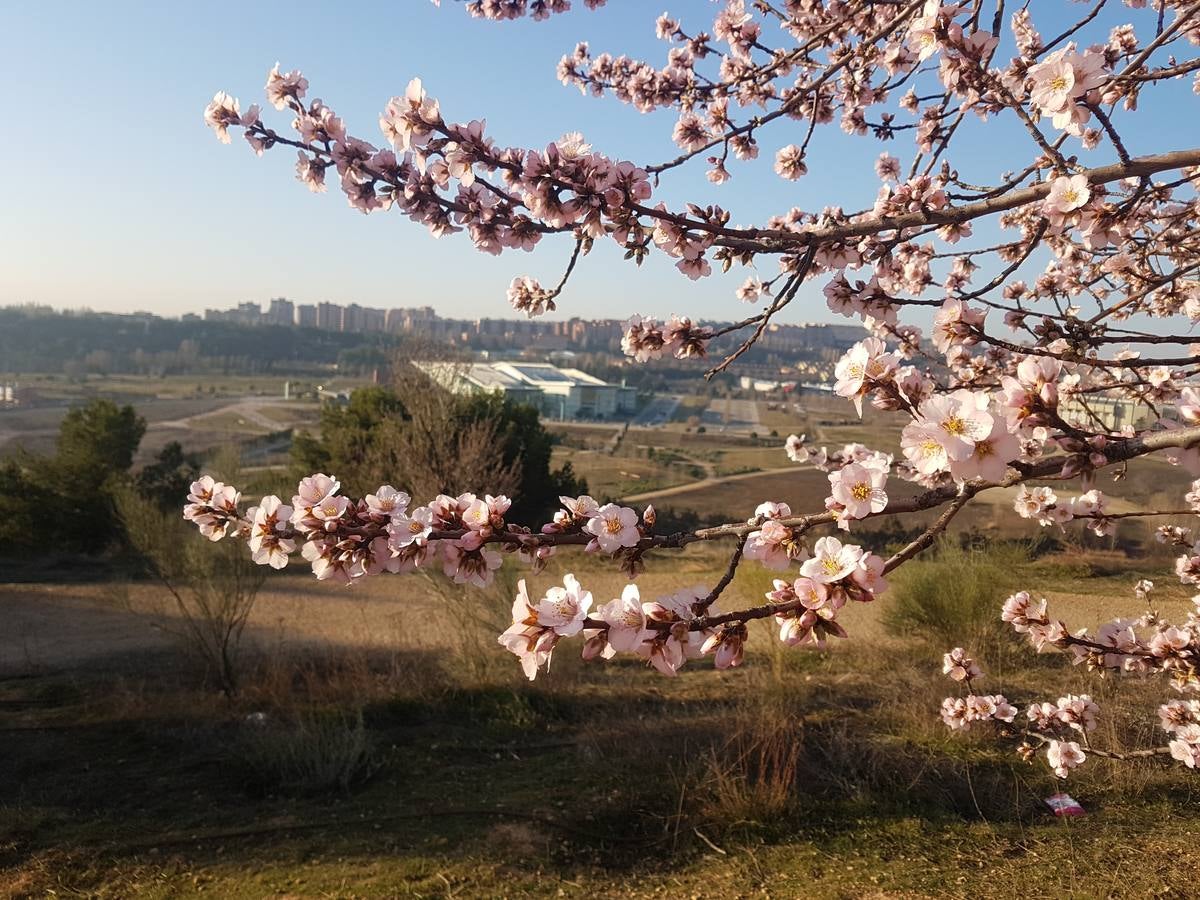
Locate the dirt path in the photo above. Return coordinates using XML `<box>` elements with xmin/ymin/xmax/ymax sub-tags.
<box><xmin>622</xmin><ymin>465</ymin><xmax>799</xmax><ymax>503</ymax></box>
<box><xmin>675</xmin><ymin>450</ymin><xmax>717</xmax><ymax>479</ymax></box>
<box><xmin>157</xmin><ymin>398</ymin><xmax>292</xmax><ymax>431</ymax></box>
<box><xmin>624</xmin><ymin>467</ymin><xmax>1154</xmax><ymax>514</ymax></box>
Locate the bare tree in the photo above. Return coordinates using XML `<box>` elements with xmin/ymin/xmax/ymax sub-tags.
<box><xmin>368</xmin><ymin>361</ymin><xmax>523</xmax><ymax>502</ymax></box>
<box><xmin>117</xmin><ymin>465</ymin><xmax>264</xmax><ymax>697</ymax></box>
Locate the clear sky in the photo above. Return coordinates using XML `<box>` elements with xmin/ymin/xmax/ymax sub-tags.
<box><xmin>0</xmin><ymin>1</ymin><xmax>1193</xmax><ymax>325</ymax></box>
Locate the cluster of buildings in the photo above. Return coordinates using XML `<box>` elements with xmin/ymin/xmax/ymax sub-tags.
<box><xmin>195</xmin><ymin>298</ymin><xmax>864</xmax><ymax>357</ymax></box>
<box><xmin>199</xmin><ymin>298</ymin><xmax>626</xmax><ymax>352</ymax></box>
<box><xmin>201</xmin><ymin>298</ymin><xmax>400</xmax><ymax>333</ymax></box>
<box><xmin>415</xmin><ymin>361</ymin><xmax>637</xmax><ymax>420</ymax></box>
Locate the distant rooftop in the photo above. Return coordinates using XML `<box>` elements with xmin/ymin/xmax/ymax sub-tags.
<box><xmin>500</xmin><ymin>363</ymin><xmax>578</xmax><ymax>385</ymax></box>
<box><xmin>417</xmin><ymin>359</ymin><xmax>620</xmax><ymax>392</ymax></box>
<box><xmin>463</xmin><ymin>364</ymin><xmax>530</xmax><ymax>389</ymax></box>
<box><xmin>557</xmin><ymin>368</ymin><xmax>608</xmax><ymax>387</ymax></box>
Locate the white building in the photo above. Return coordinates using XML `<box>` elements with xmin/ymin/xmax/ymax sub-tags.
<box><xmin>740</xmin><ymin>376</ymin><xmax>785</xmax><ymax>393</ymax></box>
<box><xmin>414</xmin><ymin>360</ymin><xmax>635</xmax><ymax>420</ymax></box>
<box><xmin>1059</xmin><ymin>395</ymin><xmax>1154</xmax><ymax>431</ymax></box>
<box><xmin>423</xmin><ymin>362</ymin><xmax>545</xmax><ymax>407</ymax></box>
<box><xmin>492</xmin><ymin>362</ymin><xmax>625</xmax><ymax>419</ymax></box>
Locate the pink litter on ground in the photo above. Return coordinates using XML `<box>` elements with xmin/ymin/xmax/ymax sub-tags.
<box><xmin>1045</xmin><ymin>793</ymin><xmax>1086</xmax><ymax>817</ymax></box>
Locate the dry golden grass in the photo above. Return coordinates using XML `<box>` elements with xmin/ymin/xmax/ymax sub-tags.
<box><xmin>3</xmin><ymin>535</ymin><xmax>1200</xmax><ymax>898</ymax></box>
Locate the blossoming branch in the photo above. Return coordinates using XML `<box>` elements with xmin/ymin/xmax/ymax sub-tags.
<box><xmin>194</xmin><ymin>0</ymin><xmax>1200</xmax><ymax>781</ymax></box>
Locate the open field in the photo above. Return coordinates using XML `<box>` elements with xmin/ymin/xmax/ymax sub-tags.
<box><xmin>548</xmin><ymin>389</ymin><xmax>906</xmax><ymax>502</ymax></box>
<box><xmin>1</xmin><ymin>395</ymin><xmax>322</xmax><ymax>463</ymax></box>
<box><xmin>543</xmin><ymin>391</ymin><xmax>1197</xmax><ymax>557</ymax></box>
<box><xmin>549</xmin><ymin>447</ymin><xmax>701</xmax><ymax>500</ymax></box>
<box><xmin>0</xmin><ymin>373</ymin><xmax>365</xmax><ymax>461</ymax></box>
<box><xmin>547</xmin><ymin>398</ymin><xmax>814</xmax><ymax>503</ymax></box>
<box><xmin>2</xmin><ymin>545</ymin><xmax>1199</xmax><ymax>898</ymax></box>
<box><xmin>0</xmin><ymin>398</ymin><xmax>232</xmax><ymax>454</ymax></box>
<box><xmin>668</xmin><ymin>393</ymin><xmax>711</xmax><ymax>424</ymax></box>
<box><xmin>755</xmin><ymin>401</ymin><xmax>806</xmax><ymax>432</ymax></box>
<box><xmin>662</xmin><ymin>393</ymin><xmax>818</xmax><ymax>436</ymax></box>
<box><xmin>10</xmin><ymin>373</ymin><xmax>364</xmax><ymax>402</ymax></box>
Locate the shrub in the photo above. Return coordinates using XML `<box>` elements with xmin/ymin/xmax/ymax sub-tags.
<box><xmin>236</xmin><ymin>708</ymin><xmax>378</xmax><ymax>794</ymax></box>
<box><xmin>882</xmin><ymin>541</ymin><xmax>1027</xmax><ymax>648</ymax></box>
<box><xmin>697</xmin><ymin>697</ymin><xmax>804</xmax><ymax>825</ymax></box>
<box><xmin>114</xmin><ymin>460</ymin><xmax>265</xmax><ymax>696</ymax></box>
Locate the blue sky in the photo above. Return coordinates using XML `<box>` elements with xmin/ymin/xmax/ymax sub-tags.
<box><xmin>0</xmin><ymin>1</ymin><xmax>1193</xmax><ymax>325</ymax></box>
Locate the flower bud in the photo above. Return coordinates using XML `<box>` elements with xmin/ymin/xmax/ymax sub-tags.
<box><xmin>581</xmin><ymin>633</ymin><xmax>608</xmax><ymax>661</ymax></box>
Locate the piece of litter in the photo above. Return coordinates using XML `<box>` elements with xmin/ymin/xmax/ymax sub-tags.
<box><xmin>1045</xmin><ymin>792</ymin><xmax>1085</xmax><ymax>817</ymax></box>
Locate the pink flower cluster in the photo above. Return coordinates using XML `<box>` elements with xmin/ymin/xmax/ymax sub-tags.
<box><xmin>758</xmin><ymin>536</ymin><xmax>888</xmax><ymax>648</ymax></box>
<box><xmin>1026</xmin><ymin>46</ymin><xmax>1107</xmax><ymax>138</ymax></box>
<box><xmin>743</xmin><ymin>501</ymin><xmax>802</xmax><ymax>571</ymax></box>
<box><xmin>832</xmin><ymin>338</ymin><xmax>900</xmax><ymax>415</ymax></box>
<box><xmin>621</xmin><ymin>315</ymin><xmax>713</xmax><ymax>361</ymax></box>
<box><xmin>1014</xmin><ymin>487</ymin><xmax>1116</xmax><ymax>536</ymax></box>
<box><xmin>976</xmin><ymin>585</ymin><xmax>1200</xmax><ymax>773</ymax></box>
<box><xmin>942</xmin><ymin>647</ymin><xmax>982</xmax><ymax>682</ymax></box>
<box><xmin>499</xmin><ymin>577</ymin><xmax>733</xmax><ymax>679</ymax></box>
<box><xmin>900</xmin><ymin>389</ymin><xmax>1018</xmax><ymax>485</ymax></box>
<box><xmin>185</xmin><ymin>473</ymin><xmax>513</xmax><ymax>587</ymax></box>
<box><xmin>183</xmin><ymin>475</ymin><xmax>244</xmax><ymax>542</ymax></box>
<box><xmin>451</xmin><ymin>0</ymin><xmax>606</xmax><ymax>22</ymax></box>
<box><xmin>1160</xmin><ymin>700</ymin><xmax>1200</xmax><ymax>769</ymax></box>
<box><xmin>507</xmin><ymin>275</ymin><xmax>554</xmax><ymax>318</ymax></box>
<box><xmin>827</xmin><ymin>459</ymin><xmax>889</xmax><ymax>529</ymax></box>
<box><xmin>1027</xmin><ymin>694</ymin><xmax>1100</xmax><ymax>734</ymax></box>
<box><xmin>939</xmin><ymin>647</ymin><xmax>1016</xmax><ymax>733</ymax></box>
<box><xmin>763</xmin><ymin>540</ymin><xmax>888</xmax><ymax>652</ymax></box>
<box><xmin>940</xmin><ymin>694</ymin><xmax>1017</xmax><ymax>732</ymax></box>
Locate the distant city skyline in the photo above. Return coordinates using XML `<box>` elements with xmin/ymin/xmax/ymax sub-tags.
<box><xmin>9</xmin><ymin>293</ymin><xmax>862</xmax><ymax>332</ymax></box>
<box><xmin>3</xmin><ymin>297</ymin><xmax>863</xmax><ymax>364</ymax></box>
<box><xmin>196</xmin><ymin>294</ymin><xmax>857</xmax><ymax>332</ymax></box>
<box><xmin>3</xmin><ymin>3</ymin><xmax>1193</xmax><ymax>326</ymax></box>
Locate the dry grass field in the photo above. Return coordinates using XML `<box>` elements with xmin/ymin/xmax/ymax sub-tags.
<box><xmin>2</xmin><ymin>540</ymin><xmax>1199</xmax><ymax>898</ymax></box>
<box><xmin>3</xmin><ymin>386</ymin><xmax>1200</xmax><ymax>896</ymax></box>
<box><xmin>0</xmin><ymin>374</ymin><xmax>347</xmax><ymax>462</ymax></box>
<box><xmin>1</xmin><ymin>397</ymin><xmax>322</xmax><ymax>464</ymax></box>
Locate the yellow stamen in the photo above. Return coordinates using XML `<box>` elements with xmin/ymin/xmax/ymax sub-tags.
<box><xmin>942</xmin><ymin>415</ymin><xmax>967</xmax><ymax>436</ymax></box>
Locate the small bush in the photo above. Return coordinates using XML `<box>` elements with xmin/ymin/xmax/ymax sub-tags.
<box><xmin>114</xmin><ymin>476</ymin><xmax>265</xmax><ymax>697</ymax></box>
<box><xmin>688</xmin><ymin>663</ymin><xmax>1035</xmax><ymax>831</ymax></box>
<box><xmin>882</xmin><ymin>541</ymin><xmax>1027</xmax><ymax>648</ymax></box>
<box><xmin>235</xmin><ymin>708</ymin><xmax>378</xmax><ymax>794</ymax></box>
<box><xmin>697</xmin><ymin>699</ymin><xmax>804</xmax><ymax>825</ymax></box>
